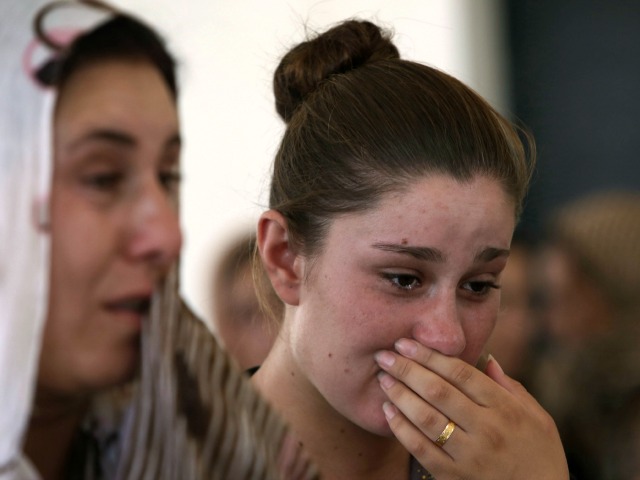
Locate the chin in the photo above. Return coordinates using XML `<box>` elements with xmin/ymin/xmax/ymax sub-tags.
<box><xmin>81</xmin><ymin>350</ymin><xmax>140</xmax><ymax>394</ymax></box>
<box><xmin>368</xmin><ymin>420</ymin><xmax>395</xmax><ymax>437</ymax></box>
<box><xmin>353</xmin><ymin>401</ymin><xmax>395</xmax><ymax>437</ymax></box>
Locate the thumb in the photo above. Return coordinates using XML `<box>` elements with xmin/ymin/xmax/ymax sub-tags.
<box><xmin>484</xmin><ymin>354</ymin><xmax>518</xmax><ymax>391</ymax></box>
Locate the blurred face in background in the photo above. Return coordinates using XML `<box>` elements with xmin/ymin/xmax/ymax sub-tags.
<box><xmin>535</xmin><ymin>244</ymin><xmax>612</xmax><ymax>348</ymax></box>
<box><xmin>214</xmin><ymin>258</ymin><xmax>277</xmax><ymax>370</ymax></box>
<box><xmin>40</xmin><ymin>59</ymin><xmax>182</xmax><ymax>396</ymax></box>
<box><xmin>485</xmin><ymin>243</ymin><xmax>538</xmax><ymax>380</ymax></box>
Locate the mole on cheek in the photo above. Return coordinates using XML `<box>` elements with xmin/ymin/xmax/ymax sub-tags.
<box><xmin>328</xmin><ymin>352</ymin><xmax>333</xmax><ymax>358</ymax></box>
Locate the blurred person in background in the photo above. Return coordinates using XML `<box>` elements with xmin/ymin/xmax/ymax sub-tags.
<box><xmin>211</xmin><ymin>230</ymin><xmax>281</xmax><ymax>369</ymax></box>
<box><xmin>484</xmin><ymin>227</ymin><xmax>541</xmax><ymax>388</ymax></box>
<box><xmin>573</xmin><ymin>325</ymin><xmax>640</xmax><ymax>480</ymax></box>
<box><xmin>531</xmin><ymin>190</ymin><xmax>640</xmax><ymax>480</ymax></box>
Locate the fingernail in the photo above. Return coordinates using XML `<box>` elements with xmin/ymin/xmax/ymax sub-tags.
<box><xmin>377</xmin><ymin>371</ymin><xmax>396</xmax><ymax>389</ymax></box>
<box><xmin>374</xmin><ymin>350</ymin><xmax>396</xmax><ymax>368</ymax></box>
<box><xmin>475</xmin><ymin>352</ymin><xmax>490</xmax><ymax>372</ymax></box>
<box><xmin>395</xmin><ymin>338</ymin><xmax>417</xmax><ymax>357</ymax></box>
<box><xmin>488</xmin><ymin>354</ymin><xmax>504</xmax><ymax>374</ymax></box>
<box><xmin>382</xmin><ymin>401</ymin><xmax>397</xmax><ymax>420</ymax></box>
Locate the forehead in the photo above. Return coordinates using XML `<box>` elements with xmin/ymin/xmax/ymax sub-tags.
<box><xmin>326</xmin><ymin>174</ymin><xmax>516</xmax><ymax>251</ymax></box>
<box><xmin>53</xmin><ymin>59</ymin><xmax>178</xmax><ymax>141</ymax></box>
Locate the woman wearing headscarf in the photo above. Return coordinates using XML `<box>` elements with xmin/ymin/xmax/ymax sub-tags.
<box><xmin>0</xmin><ymin>2</ymin><xmax>315</xmax><ymax>479</ymax></box>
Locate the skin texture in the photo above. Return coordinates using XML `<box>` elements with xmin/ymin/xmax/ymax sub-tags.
<box><xmin>378</xmin><ymin>341</ymin><xmax>568</xmax><ymax>479</ymax></box>
<box><xmin>254</xmin><ymin>175</ymin><xmax>568</xmax><ymax>479</ymax></box>
<box><xmin>41</xmin><ymin>59</ymin><xmax>182</xmax><ymax>396</ymax></box>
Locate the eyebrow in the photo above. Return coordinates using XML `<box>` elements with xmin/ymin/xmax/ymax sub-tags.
<box><xmin>68</xmin><ymin>129</ymin><xmax>181</xmax><ymax>152</ymax></box>
<box><xmin>372</xmin><ymin>243</ymin><xmax>510</xmax><ymax>264</ymax></box>
<box><xmin>372</xmin><ymin>243</ymin><xmax>446</xmax><ymax>262</ymax></box>
<box><xmin>474</xmin><ymin>247</ymin><xmax>510</xmax><ymax>263</ymax></box>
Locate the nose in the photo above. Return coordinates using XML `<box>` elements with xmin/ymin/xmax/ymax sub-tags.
<box><xmin>125</xmin><ymin>178</ymin><xmax>182</xmax><ymax>270</ymax></box>
<box><xmin>411</xmin><ymin>291</ymin><xmax>466</xmax><ymax>357</ymax></box>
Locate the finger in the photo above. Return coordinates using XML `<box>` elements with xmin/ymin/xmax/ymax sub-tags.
<box><xmin>381</xmin><ymin>400</ymin><xmax>452</xmax><ymax>467</ymax></box>
<box><xmin>378</xmin><ymin>370</ymin><xmax>464</xmax><ymax>447</ymax></box>
<box><xmin>375</xmin><ymin>350</ymin><xmax>479</xmax><ymax>429</ymax></box>
<box><xmin>484</xmin><ymin>356</ymin><xmax>551</xmax><ymax>420</ymax></box>
<box><xmin>394</xmin><ymin>338</ymin><xmax>511</xmax><ymax>407</ymax></box>
<box><xmin>485</xmin><ymin>355</ymin><xmax>529</xmax><ymax>396</ymax></box>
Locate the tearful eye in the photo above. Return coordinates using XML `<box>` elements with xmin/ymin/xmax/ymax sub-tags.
<box><xmin>384</xmin><ymin>273</ymin><xmax>421</xmax><ymax>291</ymax></box>
<box><xmin>83</xmin><ymin>171</ymin><xmax>124</xmax><ymax>191</ymax></box>
<box><xmin>461</xmin><ymin>281</ymin><xmax>500</xmax><ymax>296</ymax></box>
<box><xmin>159</xmin><ymin>170</ymin><xmax>181</xmax><ymax>192</ymax></box>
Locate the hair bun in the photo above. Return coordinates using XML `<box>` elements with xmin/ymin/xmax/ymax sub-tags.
<box><xmin>274</xmin><ymin>19</ymin><xmax>399</xmax><ymax>122</ymax></box>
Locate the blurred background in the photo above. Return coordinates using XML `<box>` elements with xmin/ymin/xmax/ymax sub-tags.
<box><xmin>507</xmin><ymin>0</ymin><xmax>640</xmax><ymax>230</ymax></box>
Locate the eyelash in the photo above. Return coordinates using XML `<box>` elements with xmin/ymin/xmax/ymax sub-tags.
<box><xmin>461</xmin><ymin>280</ymin><xmax>501</xmax><ymax>297</ymax></box>
<box><xmin>383</xmin><ymin>273</ymin><xmax>422</xmax><ymax>291</ymax></box>
<box><xmin>82</xmin><ymin>170</ymin><xmax>181</xmax><ymax>192</ymax></box>
<box><xmin>83</xmin><ymin>172</ymin><xmax>124</xmax><ymax>191</ymax></box>
<box><xmin>159</xmin><ymin>170</ymin><xmax>181</xmax><ymax>191</ymax></box>
<box><xmin>383</xmin><ymin>273</ymin><xmax>501</xmax><ymax>297</ymax></box>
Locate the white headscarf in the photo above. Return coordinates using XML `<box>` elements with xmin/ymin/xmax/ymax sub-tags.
<box><xmin>0</xmin><ymin>2</ymin><xmax>52</xmax><ymax>476</ymax></box>
<box><xmin>0</xmin><ymin>2</ymin><xmax>110</xmax><ymax>477</ymax></box>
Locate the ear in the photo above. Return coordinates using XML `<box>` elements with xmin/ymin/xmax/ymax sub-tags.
<box><xmin>257</xmin><ymin>210</ymin><xmax>303</xmax><ymax>306</ymax></box>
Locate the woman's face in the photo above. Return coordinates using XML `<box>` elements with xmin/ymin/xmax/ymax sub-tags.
<box><xmin>40</xmin><ymin>59</ymin><xmax>182</xmax><ymax>395</ymax></box>
<box><xmin>287</xmin><ymin>174</ymin><xmax>515</xmax><ymax>435</ymax></box>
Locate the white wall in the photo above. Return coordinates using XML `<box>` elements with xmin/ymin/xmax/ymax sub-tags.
<box><xmin>114</xmin><ymin>0</ymin><xmax>510</xmax><ymax>326</ymax></box>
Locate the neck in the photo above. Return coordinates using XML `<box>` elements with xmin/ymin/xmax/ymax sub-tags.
<box><xmin>252</xmin><ymin>340</ymin><xmax>409</xmax><ymax>480</ymax></box>
<box><xmin>24</xmin><ymin>388</ymin><xmax>89</xmax><ymax>480</ymax></box>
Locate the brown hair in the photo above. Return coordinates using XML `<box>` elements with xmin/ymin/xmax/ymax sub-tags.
<box><xmin>35</xmin><ymin>12</ymin><xmax>177</xmax><ymax>100</ymax></box>
<box><xmin>269</xmin><ymin>19</ymin><xmax>534</xmax><ymax>259</ymax></box>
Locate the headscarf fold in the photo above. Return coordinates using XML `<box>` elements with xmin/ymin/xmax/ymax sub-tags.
<box><xmin>1</xmin><ymin>1</ymin><xmax>54</xmax><ymax>476</ymax></box>
<box><xmin>116</xmin><ymin>266</ymin><xmax>318</xmax><ymax>479</ymax></box>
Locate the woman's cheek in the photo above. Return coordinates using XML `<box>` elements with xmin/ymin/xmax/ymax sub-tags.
<box><xmin>461</xmin><ymin>304</ymin><xmax>499</xmax><ymax>363</ymax></box>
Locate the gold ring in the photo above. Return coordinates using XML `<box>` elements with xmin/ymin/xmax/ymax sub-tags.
<box><xmin>434</xmin><ymin>420</ymin><xmax>456</xmax><ymax>447</ymax></box>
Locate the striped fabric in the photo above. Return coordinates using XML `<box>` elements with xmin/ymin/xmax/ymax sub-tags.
<box><xmin>116</xmin><ymin>267</ymin><xmax>318</xmax><ymax>480</ymax></box>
